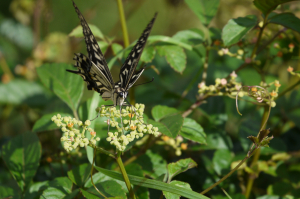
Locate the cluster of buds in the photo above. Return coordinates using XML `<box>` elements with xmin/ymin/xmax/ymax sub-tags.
<box><xmin>274</xmin><ymin>42</ymin><xmax>295</xmax><ymax>57</ymax></box>
<box><xmin>51</xmin><ymin>114</ymin><xmax>100</xmax><ymax>152</ymax></box>
<box><xmin>198</xmin><ymin>71</ymin><xmax>243</xmax><ymax>97</ymax></box>
<box><xmin>217</xmin><ymin>48</ymin><xmax>261</xmax><ymax>65</ymax></box>
<box><xmin>100</xmin><ymin>104</ymin><xmax>160</xmax><ymax>151</ymax></box>
<box><xmin>160</xmin><ymin>135</ymin><xmax>187</xmax><ymax>156</ymax></box>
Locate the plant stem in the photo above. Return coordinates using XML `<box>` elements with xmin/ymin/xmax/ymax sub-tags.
<box><xmin>244</xmin><ymin>106</ymin><xmax>270</xmax><ymax>198</ymax></box>
<box><xmin>88</xmin><ymin>143</ymin><xmax>115</xmax><ymax>158</ymax></box>
<box><xmin>182</xmin><ymin>94</ymin><xmax>208</xmax><ymax>118</ymax></box>
<box><xmin>116</xmin><ymin>0</ymin><xmax>130</xmax><ymax>48</ymax></box>
<box><xmin>200</xmin><ymin>147</ymin><xmax>257</xmax><ymax>195</ymax></box>
<box><xmin>250</xmin><ymin>16</ymin><xmax>268</xmax><ymax>59</ymax></box>
<box><xmin>116</xmin><ymin>152</ymin><xmax>136</xmax><ymax>199</ymax></box>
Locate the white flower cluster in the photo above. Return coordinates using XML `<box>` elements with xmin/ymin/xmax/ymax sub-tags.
<box><xmin>100</xmin><ymin>103</ymin><xmax>160</xmax><ymax>151</ymax></box>
<box><xmin>51</xmin><ymin>114</ymin><xmax>100</xmax><ymax>152</ymax></box>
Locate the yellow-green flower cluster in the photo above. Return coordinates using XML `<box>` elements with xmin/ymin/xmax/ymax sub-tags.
<box><xmin>160</xmin><ymin>135</ymin><xmax>187</xmax><ymax>156</ymax></box>
<box><xmin>99</xmin><ymin>103</ymin><xmax>160</xmax><ymax>151</ymax></box>
<box><xmin>51</xmin><ymin>114</ymin><xmax>100</xmax><ymax>152</ymax></box>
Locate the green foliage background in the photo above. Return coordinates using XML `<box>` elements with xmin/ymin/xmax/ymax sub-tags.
<box><xmin>0</xmin><ymin>0</ymin><xmax>300</xmax><ymax>198</ymax></box>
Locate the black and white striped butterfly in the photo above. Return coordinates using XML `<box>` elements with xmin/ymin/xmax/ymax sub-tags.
<box><xmin>67</xmin><ymin>1</ymin><xmax>157</xmax><ymax>113</ymax></box>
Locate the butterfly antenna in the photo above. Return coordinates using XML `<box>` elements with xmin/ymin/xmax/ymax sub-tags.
<box><xmin>132</xmin><ymin>77</ymin><xmax>154</xmax><ymax>87</ymax></box>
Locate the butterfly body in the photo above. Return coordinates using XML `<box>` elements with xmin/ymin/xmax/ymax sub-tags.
<box><xmin>67</xmin><ymin>1</ymin><xmax>156</xmax><ymax>108</ymax></box>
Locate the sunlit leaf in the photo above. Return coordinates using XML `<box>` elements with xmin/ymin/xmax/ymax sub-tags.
<box><xmin>167</xmin><ymin>158</ymin><xmax>197</xmax><ymax>182</ymax></box>
<box><xmin>157</xmin><ymin>45</ymin><xmax>186</xmax><ymax>73</ymax></box>
<box><xmin>164</xmin><ymin>181</ymin><xmax>192</xmax><ymax>199</ymax></box>
<box><xmin>69</xmin><ymin>24</ymin><xmax>104</xmax><ymax>39</ymax></box>
<box><xmin>180</xmin><ymin>118</ymin><xmax>206</xmax><ymax>144</ymax></box>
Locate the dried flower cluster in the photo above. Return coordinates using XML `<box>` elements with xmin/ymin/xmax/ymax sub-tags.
<box><xmin>51</xmin><ymin>114</ymin><xmax>100</xmax><ymax>152</ymax></box>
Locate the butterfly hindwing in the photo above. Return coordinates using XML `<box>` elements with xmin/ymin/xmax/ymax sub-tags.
<box><xmin>71</xmin><ymin>0</ymin><xmax>114</xmax><ymax>89</ymax></box>
<box><xmin>119</xmin><ymin>13</ymin><xmax>157</xmax><ymax>91</ymax></box>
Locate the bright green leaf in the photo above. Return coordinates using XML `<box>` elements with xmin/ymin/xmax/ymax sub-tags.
<box><xmin>24</xmin><ymin>181</ymin><xmax>49</xmax><ymax>199</ymax></box>
<box><xmin>180</xmin><ymin>118</ymin><xmax>206</xmax><ymax>144</ymax></box>
<box><xmin>69</xmin><ymin>24</ymin><xmax>104</xmax><ymax>39</ymax></box>
<box><xmin>157</xmin><ymin>45</ymin><xmax>186</xmax><ymax>73</ymax></box>
<box><xmin>163</xmin><ymin>180</ymin><xmax>192</xmax><ymax>199</ymax></box>
<box><xmin>32</xmin><ymin>112</ymin><xmax>72</xmax><ymax>133</ymax></box>
<box><xmin>40</xmin><ymin>177</ymin><xmax>73</xmax><ymax>199</ymax></box>
<box><xmin>269</xmin><ymin>13</ymin><xmax>300</xmax><ymax>34</ymax></box>
<box><xmin>111</xmin><ymin>43</ymin><xmax>124</xmax><ymax>55</ymax></box>
<box><xmin>0</xmin><ymin>79</ymin><xmax>49</xmax><ymax>106</ymax></box>
<box><xmin>253</xmin><ymin>0</ymin><xmax>299</xmax><ymax>16</ymax></box>
<box><xmin>184</xmin><ymin>0</ymin><xmax>220</xmax><ymax>26</ymax></box>
<box><xmin>95</xmin><ymin>166</ymin><xmax>209</xmax><ymax>199</ymax></box>
<box><xmin>152</xmin><ymin>105</ymin><xmax>179</xmax><ymax>121</ymax></box>
<box><xmin>148</xmin><ymin>35</ymin><xmax>193</xmax><ymax>50</ymax></box>
<box><xmin>172</xmin><ymin>29</ymin><xmax>204</xmax><ymax>45</ymax></box>
<box><xmin>222</xmin><ymin>15</ymin><xmax>257</xmax><ymax>46</ymax></box>
<box><xmin>80</xmin><ymin>189</ymin><xmax>101</xmax><ymax>199</ymax></box>
<box><xmin>98</xmin><ymin>41</ymin><xmax>109</xmax><ymax>55</ymax></box>
<box><xmin>141</xmin><ymin>46</ymin><xmax>156</xmax><ymax>63</ymax></box>
<box><xmin>160</xmin><ymin>114</ymin><xmax>184</xmax><ymax>138</ymax></box>
<box><xmin>212</xmin><ymin>149</ymin><xmax>233</xmax><ymax>175</ymax></box>
<box><xmin>167</xmin><ymin>158</ymin><xmax>197</xmax><ymax>182</ymax></box>
<box><xmin>67</xmin><ymin>163</ymin><xmax>92</xmax><ymax>187</ymax></box>
<box><xmin>37</xmin><ymin>63</ymin><xmax>84</xmax><ymax>113</ymax></box>
<box><xmin>2</xmin><ymin>132</ymin><xmax>41</xmax><ymax>192</ymax></box>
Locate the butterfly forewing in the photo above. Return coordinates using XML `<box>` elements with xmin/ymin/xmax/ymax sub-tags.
<box><xmin>119</xmin><ymin>13</ymin><xmax>157</xmax><ymax>91</ymax></box>
<box><xmin>71</xmin><ymin>1</ymin><xmax>114</xmax><ymax>89</ymax></box>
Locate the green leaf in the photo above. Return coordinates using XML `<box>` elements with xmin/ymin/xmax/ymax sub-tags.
<box><xmin>141</xmin><ymin>46</ymin><xmax>156</xmax><ymax>63</ymax></box>
<box><xmin>212</xmin><ymin>149</ymin><xmax>233</xmax><ymax>175</ymax></box>
<box><xmin>135</xmin><ymin>150</ymin><xmax>167</xmax><ymax>179</ymax></box>
<box><xmin>167</xmin><ymin>158</ymin><xmax>197</xmax><ymax>182</ymax></box>
<box><xmin>98</xmin><ymin>41</ymin><xmax>109</xmax><ymax>55</ymax></box>
<box><xmin>152</xmin><ymin>105</ymin><xmax>179</xmax><ymax>121</ymax></box>
<box><xmin>160</xmin><ymin>114</ymin><xmax>184</xmax><ymax>138</ymax></box>
<box><xmin>184</xmin><ymin>0</ymin><xmax>220</xmax><ymax>26</ymax></box>
<box><xmin>37</xmin><ymin>63</ymin><xmax>84</xmax><ymax>113</ymax></box>
<box><xmin>69</xmin><ymin>24</ymin><xmax>104</xmax><ymax>39</ymax></box>
<box><xmin>80</xmin><ymin>189</ymin><xmax>101</xmax><ymax>199</ymax></box>
<box><xmin>269</xmin><ymin>13</ymin><xmax>300</xmax><ymax>34</ymax></box>
<box><xmin>157</xmin><ymin>45</ymin><xmax>186</xmax><ymax>73</ymax></box>
<box><xmin>253</xmin><ymin>0</ymin><xmax>299</xmax><ymax>16</ymax></box>
<box><xmin>111</xmin><ymin>43</ymin><xmax>124</xmax><ymax>55</ymax></box>
<box><xmin>67</xmin><ymin>163</ymin><xmax>92</xmax><ymax>187</ymax></box>
<box><xmin>79</xmin><ymin>92</ymin><xmax>101</xmax><ymax>163</ymax></box>
<box><xmin>24</xmin><ymin>181</ymin><xmax>49</xmax><ymax>199</ymax></box>
<box><xmin>163</xmin><ymin>180</ymin><xmax>192</xmax><ymax>199</ymax></box>
<box><xmin>222</xmin><ymin>15</ymin><xmax>257</xmax><ymax>46</ymax></box>
<box><xmin>40</xmin><ymin>177</ymin><xmax>73</xmax><ymax>199</ymax></box>
<box><xmin>148</xmin><ymin>35</ymin><xmax>193</xmax><ymax>50</ymax></box>
<box><xmin>64</xmin><ymin>189</ymin><xmax>81</xmax><ymax>199</ymax></box>
<box><xmin>172</xmin><ymin>29</ymin><xmax>204</xmax><ymax>45</ymax></box>
<box><xmin>1</xmin><ymin>132</ymin><xmax>41</xmax><ymax>192</ymax></box>
<box><xmin>180</xmin><ymin>118</ymin><xmax>206</xmax><ymax>144</ymax></box>
<box><xmin>0</xmin><ymin>79</ymin><xmax>49</xmax><ymax>106</ymax></box>
<box><xmin>95</xmin><ymin>166</ymin><xmax>209</xmax><ymax>199</ymax></box>
<box><xmin>148</xmin><ymin>119</ymin><xmax>174</xmax><ymax>138</ymax></box>
<box><xmin>85</xmin><ymin>181</ymin><xmax>126</xmax><ymax>198</ymax></box>
<box><xmin>85</xmin><ymin>172</ymin><xmax>113</xmax><ymax>188</ymax></box>
<box><xmin>32</xmin><ymin>112</ymin><xmax>72</xmax><ymax>133</ymax></box>
<box><xmin>0</xmin><ymin>185</ymin><xmax>19</xmax><ymax>199</ymax></box>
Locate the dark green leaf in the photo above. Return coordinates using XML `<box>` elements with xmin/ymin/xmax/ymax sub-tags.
<box><xmin>180</xmin><ymin>118</ymin><xmax>206</xmax><ymax>144</ymax></box>
<box><xmin>135</xmin><ymin>150</ymin><xmax>167</xmax><ymax>179</ymax></box>
<box><xmin>148</xmin><ymin>119</ymin><xmax>174</xmax><ymax>138</ymax></box>
<box><xmin>222</xmin><ymin>15</ymin><xmax>257</xmax><ymax>46</ymax></box>
<box><xmin>80</xmin><ymin>189</ymin><xmax>101</xmax><ymax>199</ymax></box>
<box><xmin>32</xmin><ymin>112</ymin><xmax>72</xmax><ymax>133</ymax></box>
<box><xmin>152</xmin><ymin>105</ymin><xmax>179</xmax><ymax>121</ymax></box>
<box><xmin>40</xmin><ymin>177</ymin><xmax>73</xmax><ymax>198</ymax></box>
<box><xmin>212</xmin><ymin>149</ymin><xmax>233</xmax><ymax>175</ymax></box>
<box><xmin>167</xmin><ymin>158</ymin><xmax>197</xmax><ymax>182</ymax></box>
<box><xmin>67</xmin><ymin>163</ymin><xmax>92</xmax><ymax>187</ymax></box>
<box><xmin>95</xmin><ymin>166</ymin><xmax>209</xmax><ymax>199</ymax></box>
<box><xmin>0</xmin><ymin>79</ymin><xmax>49</xmax><ymax>106</ymax></box>
<box><xmin>163</xmin><ymin>180</ymin><xmax>192</xmax><ymax>199</ymax></box>
<box><xmin>269</xmin><ymin>13</ymin><xmax>300</xmax><ymax>34</ymax></box>
<box><xmin>0</xmin><ymin>185</ymin><xmax>20</xmax><ymax>199</ymax></box>
<box><xmin>1</xmin><ymin>132</ymin><xmax>41</xmax><ymax>191</ymax></box>
<box><xmin>184</xmin><ymin>0</ymin><xmax>220</xmax><ymax>26</ymax></box>
<box><xmin>69</xmin><ymin>24</ymin><xmax>104</xmax><ymax>39</ymax></box>
<box><xmin>172</xmin><ymin>29</ymin><xmax>204</xmax><ymax>45</ymax></box>
<box><xmin>85</xmin><ymin>181</ymin><xmax>126</xmax><ymax>198</ymax></box>
<box><xmin>37</xmin><ymin>63</ymin><xmax>84</xmax><ymax>113</ymax></box>
<box><xmin>253</xmin><ymin>0</ymin><xmax>299</xmax><ymax>16</ymax></box>
<box><xmin>64</xmin><ymin>189</ymin><xmax>81</xmax><ymax>199</ymax></box>
<box><xmin>160</xmin><ymin>114</ymin><xmax>184</xmax><ymax>138</ymax></box>
<box><xmin>141</xmin><ymin>46</ymin><xmax>156</xmax><ymax>63</ymax></box>
<box><xmin>157</xmin><ymin>45</ymin><xmax>187</xmax><ymax>73</ymax></box>
<box><xmin>24</xmin><ymin>181</ymin><xmax>49</xmax><ymax>199</ymax></box>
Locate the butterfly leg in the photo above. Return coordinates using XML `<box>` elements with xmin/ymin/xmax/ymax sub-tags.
<box><xmin>124</xmin><ymin>98</ymin><xmax>143</xmax><ymax>125</ymax></box>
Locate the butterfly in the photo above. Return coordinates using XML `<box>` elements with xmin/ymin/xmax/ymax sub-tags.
<box><xmin>67</xmin><ymin>1</ymin><xmax>157</xmax><ymax>115</ymax></box>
